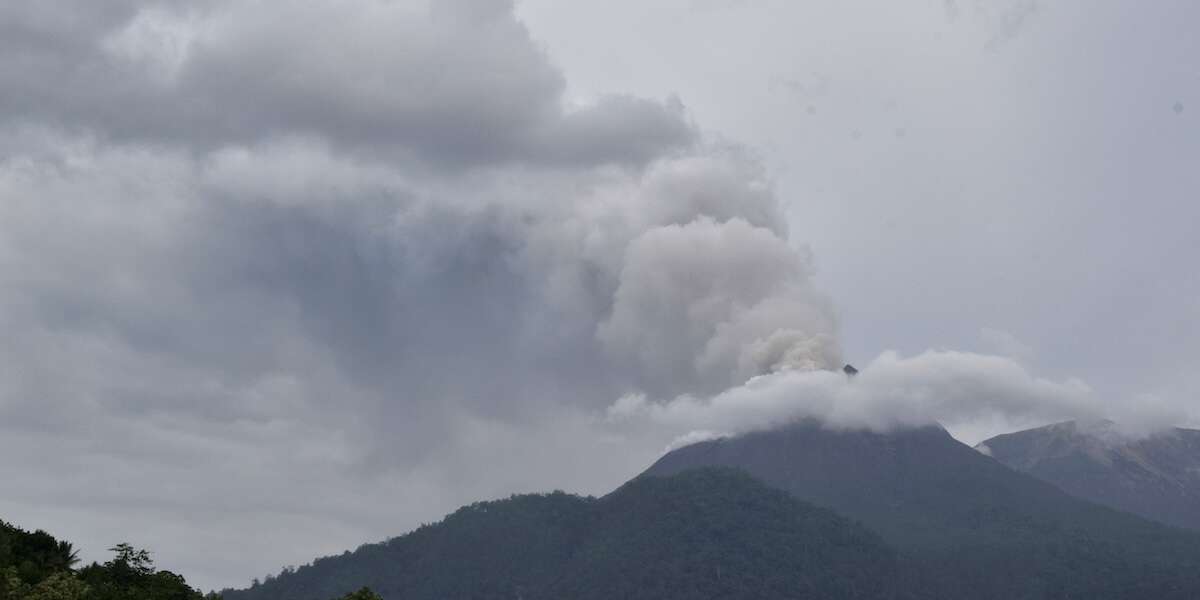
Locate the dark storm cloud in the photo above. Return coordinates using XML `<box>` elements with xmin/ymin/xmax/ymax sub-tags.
<box><xmin>0</xmin><ymin>0</ymin><xmax>692</xmax><ymax>167</ymax></box>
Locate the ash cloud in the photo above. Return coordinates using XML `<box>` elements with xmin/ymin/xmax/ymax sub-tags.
<box><xmin>0</xmin><ymin>0</ymin><xmax>835</xmax><ymax>588</ymax></box>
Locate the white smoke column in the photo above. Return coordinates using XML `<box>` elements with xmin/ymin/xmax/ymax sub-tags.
<box><xmin>596</xmin><ymin>216</ymin><xmax>840</xmax><ymax>397</ymax></box>
<box><xmin>504</xmin><ymin>148</ymin><xmax>842</xmax><ymax>401</ymax></box>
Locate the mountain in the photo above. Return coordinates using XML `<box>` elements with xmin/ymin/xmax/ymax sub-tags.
<box><xmin>978</xmin><ymin>420</ymin><xmax>1200</xmax><ymax>531</ymax></box>
<box><xmin>221</xmin><ymin>468</ymin><xmax>918</xmax><ymax>600</ymax></box>
<box><xmin>643</xmin><ymin>420</ymin><xmax>1200</xmax><ymax>599</ymax></box>
<box><xmin>226</xmin><ymin>420</ymin><xmax>1200</xmax><ymax>600</ymax></box>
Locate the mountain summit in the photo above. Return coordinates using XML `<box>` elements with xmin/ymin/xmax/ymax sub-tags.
<box><xmin>643</xmin><ymin>420</ymin><xmax>1200</xmax><ymax>599</ymax></box>
<box><xmin>978</xmin><ymin>420</ymin><xmax>1200</xmax><ymax>531</ymax></box>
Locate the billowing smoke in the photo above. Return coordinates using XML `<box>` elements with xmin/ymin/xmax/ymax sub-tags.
<box><xmin>598</xmin><ymin>216</ymin><xmax>840</xmax><ymax>396</ymax></box>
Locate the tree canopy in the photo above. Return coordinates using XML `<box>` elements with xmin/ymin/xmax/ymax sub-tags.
<box><xmin>1</xmin><ymin>520</ymin><xmax>211</xmax><ymax>600</ymax></box>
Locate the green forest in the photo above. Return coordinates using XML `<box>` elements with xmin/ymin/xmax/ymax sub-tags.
<box><xmin>0</xmin><ymin>520</ymin><xmax>381</xmax><ymax>600</ymax></box>
<box><xmin>224</xmin><ymin>468</ymin><xmax>924</xmax><ymax>600</ymax></box>
<box><xmin>1</xmin><ymin>518</ymin><xmax>212</xmax><ymax>600</ymax></box>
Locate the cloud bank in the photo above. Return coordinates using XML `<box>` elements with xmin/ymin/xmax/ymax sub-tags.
<box><xmin>1</xmin><ymin>0</ymin><xmax>692</xmax><ymax>166</ymax></box>
<box><xmin>608</xmin><ymin>350</ymin><xmax>1099</xmax><ymax>443</ymax></box>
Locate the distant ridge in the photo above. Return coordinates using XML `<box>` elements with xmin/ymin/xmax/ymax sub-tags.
<box><xmin>979</xmin><ymin>420</ymin><xmax>1200</xmax><ymax>531</ymax></box>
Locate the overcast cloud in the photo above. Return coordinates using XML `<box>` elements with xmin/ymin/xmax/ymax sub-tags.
<box><xmin>1</xmin><ymin>0</ymin><xmax>1197</xmax><ymax>592</ymax></box>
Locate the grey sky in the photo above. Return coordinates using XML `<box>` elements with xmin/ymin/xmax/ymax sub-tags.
<box><xmin>1</xmin><ymin>0</ymin><xmax>1197</xmax><ymax>592</ymax></box>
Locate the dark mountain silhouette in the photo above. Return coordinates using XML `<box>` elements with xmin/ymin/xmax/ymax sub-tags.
<box><xmin>642</xmin><ymin>420</ymin><xmax>1200</xmax><ymax>599</ymax></box>
<box><xmin>978</xmin><ymin>420</ymin><xmax>1200</xmax><ymax>531</ymax></box>
<box><xmin>221</xmin><ymin>420</ymin><xmax>1200</xmax><ymax>600</ymax></box>
<box><xmin>221</xmin><ymin>468</ymin><xmax>919</xmax><ymax>600</ymax></box>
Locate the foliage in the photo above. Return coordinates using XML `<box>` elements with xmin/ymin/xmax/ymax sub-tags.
<box><xmin>76</xmin><ymin>544</ymin><xmax>207</xmax><ymax>600</ymax></box>
<box><xmin>1</xmin><ymin>521</ymin><xmax>210</xmax><ymax>600</ymax></box>
<box><xmin>1</xmin><ymin>521</ymin><xmax>79</xmax><ymax>588</ymax></box>
<box><xmin>334</xmin><ymin>589</ymin><xmax>381</xmax><ymax>600</ymax></box>
<box><xmin>7</xmin><ymin>572</ymin><xmax>89</xmax><ymax>600</ymax></box>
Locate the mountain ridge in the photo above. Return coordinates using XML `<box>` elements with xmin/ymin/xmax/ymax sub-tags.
<box><xmin>224</xmin><ymin>419</ymin><xmax>1200</xmax><ymax>600</ymax></box>
<box><xmin>642</xmin><ymin>419</ymin><xmax>1200</xmax><ymax>599</ymax></box>
<box><xmin>221</xmin><ymin>468</ymin><xmax>920</xmax><ymax>600</ymax></box>
<box><xmin>979</xmin><ymin>419</ymin><xmax>1200</xmax><ymax>531</ymax></box>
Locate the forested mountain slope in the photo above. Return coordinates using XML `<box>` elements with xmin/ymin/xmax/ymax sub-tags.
<box><xmin>222</xmin><ymin>468</ymin><xmax>919</xmax><ymax>600</ymax></box>
<box><xmin>643</xmin><ymin>421</ymin><xmax>1200</xmax><ymax>599</ymax></box>
<box><xmin>225</xmin><ymin>421</ymin><xmax>1200</xmax><ymax>600</ymax></box>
